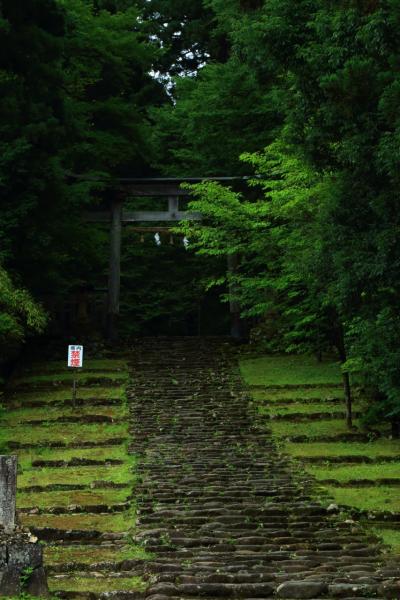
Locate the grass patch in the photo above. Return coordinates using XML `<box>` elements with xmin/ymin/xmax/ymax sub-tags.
<box><xmin>326</xmin><ymin>486</ymin><xmax>400</xmax><ymax>513</ymax></box>
<box><xmin>21</xmin><ymin>359</ymin><xmax>128</xmax><ymax>373</ymax></box>
<box><xmin>17</xmin><ymin>445</ymin><xmax>130</xmax><ymax>468</ymax></box>
<box><xmin>263</xmin><ymin>402</ymin><xmax>350</xmax><ymax>416</ymax></box>
<box><xmin>48</xmin><ymin>575</ymin><xmax>146</xmax><ymax>593</ymax></box>
<box><xmin>285</xmin><ymin>440</ymin><xmax>400</xmax><ymax>458</ymax></box>
<box><xmin>12</xmin><ymin>371</ymin><xmax>128</xmax><ymax>385</ymax></box>
<box><xmin>0</xmin><ymin>422</ymin><xmax>128</xmax><ymax>446</ymax></box>
<box><xmin>252</xmin><ymin>387</ymin><xmax>344</xmax><ymax>401</ymax></box>
<box><xmin>3</xmin><ymin>404</ymin><xmax>128</xmax><ymax>424</ymax></box>
<box><xmin>18</xmin><ymin>463</ymin><xmax>134</xmax><ymax>488</ymax></box>
<box><xmin>8</xmin><ymin>386</ymin><xmax>126</xmax><ymax>406</ymax></box>
<box><xmin>17</xmin><ymin>487</ymin><xmax>131</xmax><ymax>508</ymax></box>
<box><xmin>269</xmin><ymin>418</ymin><xmax>362</xmax><ymax>438</ymax></box>
<box><xmin>240</xmin><ymin>355</ymin><xmax>341</xmax><ymax>387</ymax></box>
<box><xmin>21</xmin><ymin>510</ymin><xmax>135</xmax><ymax>532</ymax></box>
<box><xmin>370</xmin><ymin>528</ymin><xmax>400</xmax><ymax>554</ymax></box>
<box><xmin>44</xmin><ymin>544</ymin><xmax>152</xmax><ymax>565</ymax></box>
<box><xmin>308</xmin><ymin>463</ymin><xmax>400</xmax><ymax>482</ymax></box>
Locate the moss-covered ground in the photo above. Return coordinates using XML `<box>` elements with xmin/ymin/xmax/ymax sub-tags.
<box><xmin>48</xmin><ymin>575</ymin><xmax>146</xmax><ymax>593</ymax></box>
<box><xmin>18</xmin><ymin>487</ymin><xmax>130</xmax><ymax>509</ymax></box>
<box><xmin>44</xmin><ymin>544</ymin><xmax>152</xmax><ymax>565</ymax></box>
<box><xmin>17</xmin><ymin>445</ymin><xmax>129</xmax><ymax>467</ymax></box>
<box><xmin>18</xmin><ymin>462</ymin><xmax>134</xmax><ymax>488</ymax></box>
<box><xmin>241</xmin><ymin>355</ymin><xmax>342</xmax><ymax>386</ymax></box>
<box><xmin>9</xmin><ymin>386</ymin><xmax>126</xmax><ymax>405</ymax></box>
<box><xmin>1</xmin><ymin>358</ymin><xmax>146</xmax><ymax>597</ymax></box>
<box><xmin>0</xmin><ymin>421</ymin><xmax>128</xmax><ymax>447</ymax></box>
<box><xmin>240</xmin><ymin>353</ymin><xmax>400</xmax><ymax>556</ymax></box>
<box><xmin>3</xmin><ymin>404</ymin><xmax>127</xmax><ymax>424</ymax></box>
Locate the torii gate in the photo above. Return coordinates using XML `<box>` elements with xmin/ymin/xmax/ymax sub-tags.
<box><xmin>87</xmin><ymin>177</ymin><xmax>245</xmax><ymax>341</ymax></box>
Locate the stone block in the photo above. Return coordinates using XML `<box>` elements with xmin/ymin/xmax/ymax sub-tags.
<box><xmin>26</xmin><ymin>566</ymin><xmax>50</xmax><ymax>597</ymax></box>
<box><xmin>8</xmin><ymin>541</ymin><xmax>43</xmax><ymax>568</ymax></box>
<box><xmin>0</xmin><ymin>455</ymin><xmax>17</xmax><ymax>532</ymax></box>
<box><xmin>276</xmin><ymin>581</ymin><xmax>328</xmax><ymax>598</ymax></box>
<box><xmin>0</xmin><ymin>530</ymin><xmax>48</xmax><ymax>597</ymax></box>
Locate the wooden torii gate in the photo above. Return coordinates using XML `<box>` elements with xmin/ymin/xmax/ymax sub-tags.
<box><xmin>87</xmin><ymin>177</ymin><xmax>244</xmax><ymax>341</ymax></box>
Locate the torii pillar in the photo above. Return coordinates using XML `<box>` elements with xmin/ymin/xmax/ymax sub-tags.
<box><xmin>107</xmin><ymin>197</ymin><xmax>123</xmax><ymax>341</ymax></box>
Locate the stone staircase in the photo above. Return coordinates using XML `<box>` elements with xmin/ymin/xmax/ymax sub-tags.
<box><xmin>128</xmin><ymin>337</ymin><xmax>400</xmax><ymax>600</ymax></box>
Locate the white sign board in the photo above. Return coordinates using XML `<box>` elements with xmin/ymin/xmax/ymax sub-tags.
<box><xmin>68</xmin><ymin>345</ymin><xmax>83</xmax><ymax>368</ymax></box>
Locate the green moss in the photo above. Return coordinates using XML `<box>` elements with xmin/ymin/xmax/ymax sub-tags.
<box><xmin>326</xmin><ymin>486</ymin><xmax>400</xmax><ymax>513</ymax></box>
<box><xmin>12</xmin><ymin>386</ymin><xmax>126</xmax><ymax>402</ymax></box>
<box><xmin>48</xmin><ymin>575</ymin><xmax>146</xmax><ymax>592</ymax></box>
<box><xmin>308</xmin><ymin>462</ymin><xmax>400</xmax><ymax>482</ymax></box>
<box><xmin>21</xmin><ymin>359</ymin><xmax>128</xmax><ymax>373</ymax></box>
<box><xmin>369</xmin><ymin>527</ymin><xmax>400</xmax><ymax>554</ymax></box>
<box><xmin>17</xmin><ymin>487</ymin><xmax>131</xmax><ymax>508</ymax></box>
<box><xmin>44</xmin><ymin>544</ymin><xmax>152</xmax><ymax>565</ymax></box>
<box><xmin>269</xmin><ymin>418</ymin><xmax>362</xmax><ymax>438</ymax></box>
<box><xmin>21</xmin><ymin>510</ymin><xmax>135</xmax><ymax>532</ymax></box>
<box><xmin>0</xmin><ymin>422</ymin><xmax>128</xmax><ymax>446</ymax></box>
<box><xmin>262</xmin><ymin>402</ymin><xmax>350</xmax><ymax>416</ymax></box>
<box><xmin>19</xmin><ymin>462</ymin><xmax>134</xmax><ymax>488</ymax></box>
<box><xmin>252</xmin><ymin>387</ymin><xmax>344</xmax><ymax>401</ymax></box>
<box><xmin>240</xmin><ymin>355</ymin><xmax>341</xmax><ymax>387</ymax></box>
<box><xmin>246</xmin><ymin>351</ymin><xmax>400</xmax><ymax>552</ymax></box>
<box><xmin>13</xmin><ymin>371</ymin><xmax>128</xmax><ymax>385</ymax></box>
<box><xmin>285</xmin><ymin>440</ymin><xmax>400</xmax><ymax>458</ymax></box>
<box><xmin>4</xmin><ymin>404</ymin><xmax>128</xmax><ymax>425</ymax></box>
<box><xmin>17</xmin><ymin>445</ymin><xmax>130</xmax><ymax>469</ymax></box>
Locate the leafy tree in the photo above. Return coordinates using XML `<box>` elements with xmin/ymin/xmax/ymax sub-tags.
<box><xmin>0</xmin><ymin>267</ymin><xmax>47</xmax><ymax>363</ymax></box>
<box><xmin>0</xmin><ymin>0</ymin><xmax>67</xmax><ymax>290</ymax></box>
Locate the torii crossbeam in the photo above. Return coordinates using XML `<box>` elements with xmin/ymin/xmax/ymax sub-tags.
<box><xmin>86</xmin><ymin>177</ymin><xmax>247</xmax><ymax>341</ymax></box>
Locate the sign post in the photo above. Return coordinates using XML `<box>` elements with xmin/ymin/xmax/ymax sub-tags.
<box><xmin>68</xmin><ymin>345</ymin><xmax>83</xmax><ymax>406</ymax></box>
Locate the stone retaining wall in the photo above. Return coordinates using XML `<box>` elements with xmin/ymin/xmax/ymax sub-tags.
<box><xmin>0</xmin><ymin>527</ymin><xmax>49</xmax><ymax>597</ymax></box>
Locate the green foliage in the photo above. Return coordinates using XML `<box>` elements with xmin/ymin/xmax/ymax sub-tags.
<box><xmin>0</xmin><ymin>267</ymin><xmax>47</xmax><ymax>360</ymax></box>
<box><xmin>171</xmin><ymin>0</ymin><xmax>400</xmax><ymax>427</ymax></box>
<box><xmin>152</xmin><ymin>60</ymin><xmax>278</xmax><ymax>175</ymax></box>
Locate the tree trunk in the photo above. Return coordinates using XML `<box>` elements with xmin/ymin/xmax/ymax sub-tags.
<box><xmin>342</xmin><ymin>370</ymin><xmax>352</xmax><ymax>429</ymax></box>
<box><xmin>334</xmin><ymin>322</ymin><xmax>353</xmax><ymax>429</ymax></box>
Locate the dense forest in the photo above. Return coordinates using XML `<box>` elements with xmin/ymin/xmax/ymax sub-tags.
<box><xmin>1</xmin><ymin>0</ymin><xmax>400</xmax><ymax>432</ymax></box>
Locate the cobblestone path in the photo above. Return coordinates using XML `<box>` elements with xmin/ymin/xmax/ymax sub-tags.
<box><xmin>129</xmin><ymin>337</ymin><xmax>400</xmax><ymax>600</ymax></box>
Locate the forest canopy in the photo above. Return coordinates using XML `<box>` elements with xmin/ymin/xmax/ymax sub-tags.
<box><xmin>1</xmin><ymin>0</ymin><xmax>400</xmax><ymax>430</ymax></box>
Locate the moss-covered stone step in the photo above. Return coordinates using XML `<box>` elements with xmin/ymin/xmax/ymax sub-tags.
<box><xmin>19</xmin><ymin>482</ymin><xmax>130</xmax><ymax>493</ymax></box>
<box><xmin>285</xmin><ymin>440</ymin><xmax>400</xmax><ymax>459</ymax></box>
<box><xmin>9</xmin><ymin>378</ymin><xmax>126</xmax><ymax>391</ymax></box>
<box><xmin>10</xmin><ymin>370</ymin><xmax>128</xmax><ymax>386</ymax></box>
<box><xmin>325</xmin><ymin>486</ymin><xmax>400</xmax><ymax>515</ymax></box>
<box><xmin>3</xmin><ymin>405</ymin><xmax>127</xmax><ymax>424</ymax></box>
<box><xmin>7</xmin><ymin>394</ymin><xmax>123</xmax><ymax>409</ymax></box>
<box><xmin>17</xmin><ymin>445</ymin><xmax>130</xmax><ymax>467</ymax></box>
<box><xmin>249</xmin><ymin>383</ymin><xmax>343</xmax><ymax>390</ymax></box>
<box><xmin>2</xmin><ymin>421</ymin><xmax>128</xmax><ymax>447</ymax></box>
<box><xmin>17</xmin><ymin>488</ymin><xmax>131</xmax><ymax>510</ymax></box>
<box><xmin>308</xmin><ymin>462</ymin><xmax>400</xmax><ymax>482</ymax></box>
<box><xmin>253</xmin><ymin>394</ymin><xmax>344</xmax><ymax>404</ymax></box>
<box><xmin>44</xmin><ymin>544</ymin><xmax>150</xmax><ymax>567</ymax></box>
<box><xmin>16</xmin><ymin>358</ymin><xmax>128</xmax><ymax>373</ymax></box>
<box><xmin>22</xmin><ymin>511</ymin><xmax>135</xmax><ymax>533</ymax></box>
<box><xmin>18</xmin><ymin>463</ymin><xmax>133</xmax><ymax>488</ymax></box>
<box><xmin>299</xmin><ymin>455</ymin><xmax>400</xmax><ymax>464</ymax></box>
<box><xmin>318</xmin><ymin>478</ymin><xmax>400</xmax><ymax>486</ymax></box>
<box><xmin>19</xmin><ymin>502</ymin><xmax>130</xmax><ymax>515</ymax></box>
<box><xmin>284</xmin><ymin>433</ymin><xmax>373</xmax><ymax>443</ymax></box>
<box><xmin>31</xmin><ymin>458</ymin><xmax>124</xmax><ymax>467</ymax></box>
<box><xmin>265</xmin><ymin>411</ymin><xmax>361</xmax><ymax>421</ymax></box>
<box><xmin>48</xmin><ymin>572</ymin><xmax>146</xmax><ymax>599</ymax></box>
